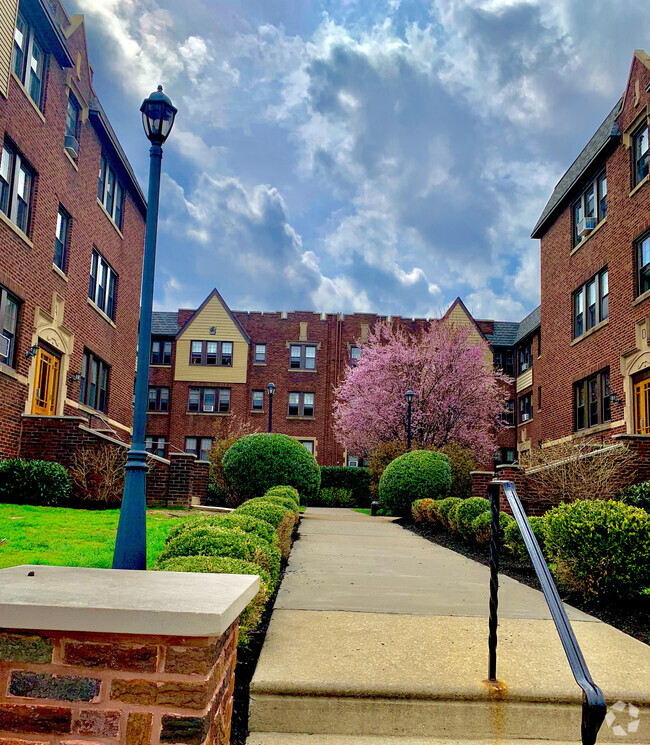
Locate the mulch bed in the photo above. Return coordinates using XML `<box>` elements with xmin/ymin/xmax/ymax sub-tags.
<box><xmin>405</xmin><ymin>520</ymin><xmax>650</xmax><ymax>647</ymax></box>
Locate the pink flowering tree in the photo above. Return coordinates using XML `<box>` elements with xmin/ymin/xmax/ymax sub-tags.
<box><xmin>332</xmin><ymin>321</ymin><xmax>510</xmax><ymax>463</ymax></box>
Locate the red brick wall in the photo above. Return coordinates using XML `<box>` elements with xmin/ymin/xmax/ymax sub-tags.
<box><xmin>0</xmin><ymin>2</ymin><xmax>145</xmax><ymax>457</ymax></box>
<box><xmin>537</xmin><ymin>56</ymin><xmax>650</xmax><ymax>446</ymax></box>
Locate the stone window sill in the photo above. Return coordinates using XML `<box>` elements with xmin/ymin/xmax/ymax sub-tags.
<box><xmin>96</xmin><ymin>198</ymin><xmax>124</xmax><ymax>239</ymax></box>
<box><xmin>570</xmin><ymin>318</ymin><xmax>608</xmax><ymax>346</ymax></box>
<box><xmin>287</xmin><ymin>415</ymin><xmax>315</xmax><ymax>420</ymax></box>
<box><xmin>0</xmin><ymin>209</ymin><xmax>34</xmax><ymax>248</ymax></box>
<box><xmin>149</xmin><ymin>364</ymin><xmax>172</xmax><ymax>368</ymax></box>
<box><xmin>52</xmin><ymin>264</ymin><xmax>68</xmax><ymax>282</ymax></box>
<box><xmin>187</xmin><ymin>412</ymin><xmax>231</xmax><ymax>416</ymax></box>
<box><xmin>11</xmin><ymin>71</ymin><xmax>46</xmax><ymax>123</ymax></box>
<box><xmin>633</xmin><ymin>289</ymin><xmax>650</xmax><ymax>306</ymax></box>
<box><xmin>630</xmin><ymin>175</ymin><xmax>649</xmax><ymax>198</ymax></box>
<box><xmin>288</xmin><ymin>368</ymin><xmax>318</xmax><ymax>373</ymax></box>
<box><xmin>64</xmin><ymin>149</ymin><xmax>79</xmax><ymax>171</ymax></box>
<box><xmin>87</xmin><ymin>297</ymin><xmax>117</xmax><ymax>328</ymax></box>
<box><xmin>250</xmin><ymin>410</ymin><xmax>265</xmax><ymax>414</ymax></box>
<box><xmin>574</xmin><ymin>420</ymin><xmax>616</xmax><ymax>437</ymax></box>
<box><xmin>570</xmin><ymin>217</ymin><xmax>607</xmax><ymax>256</ymax></box>
<box><xmin>0</xmin><ymin>362</ymin><xmax>27</xmax><ymax>384</ymax></box>
<box><xmin>253</xmin><ymin>362</ymin><xmax>267</xmax><ymax>366</ymax></box>
<box><xmin>147</xmin><ymin>411</ymin><xmax>169</xmax><ymax>415</ymax></box>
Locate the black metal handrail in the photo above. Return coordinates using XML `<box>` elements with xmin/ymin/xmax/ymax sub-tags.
<box><xmin>487</xmin><ymin>480</ymin><xmax>607</xmax><ymax>745</ymax></box>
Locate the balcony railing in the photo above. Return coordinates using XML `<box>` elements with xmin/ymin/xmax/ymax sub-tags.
<box><xmin>487</xmin><ymin>480</ymin><xmax>607</xmax><ymax>745</ymax></box>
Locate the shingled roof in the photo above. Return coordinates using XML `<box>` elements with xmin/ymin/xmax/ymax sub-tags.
<box><xmin>531</xmin><ymin>99</ymin><xmax>621</xmax><ymax>239</ymax></box>
<box><xmin>151</xmin><ymin>312</ymin><xmax>179</xmax><ymax>335</ymax></box>
<box><xmin>514</xmin><ymin>306</ymin><xmax>541</xmax><ymax>345</ymax></box>
<box><xmin>486</xmin><ymin>321</ymin><xmax>520</xmax><ymax>347</ymax></box>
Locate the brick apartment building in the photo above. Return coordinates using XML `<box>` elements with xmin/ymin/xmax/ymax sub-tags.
<box><xmin>530</xmin><ymin>50</ymin><xmax>650</xmax><ymax>452</ymax></box>
<box><xmin>147</xmin><ymin>291</ymin><xmax>522</xmax><ymax>466</ymax></box>
<box><xmin>0</xmin><ymin>0</ymin><xmax>146</xmax><ymax>459</ymax></box>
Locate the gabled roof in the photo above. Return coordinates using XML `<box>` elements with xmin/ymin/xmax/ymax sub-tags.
<box><xmin>26</xmin><ymin>0</ymin><xmax>74</xmax><ymax>67</ymax></box>
<box><xmin>486</xmin><ymin>321</ymin><xmax>520</xmax><ymax>347</ymax></box>
<box><xmin>442</xmin><ymin>297</ymin><xmax>488</xmax><ymax>341</ymax></box>
<box><xmin>175</xmin><ymin>289</ymin><xmax>251</xmax><ymax>344</ymax></box>
<box><xmin>514</xmin><ymin>305</ymin><xmax>541</xmax><ymax>345</ymax></box>
<box><xmin>531</xmin><ymin>100</ymin><xmax>622</xmax><ymax>239</ymax></box>
<box><xmin>152</xmin><ymin>312</ymin><xmax>179</xmax><ymax>335</ymax></box>
<box><xmin>89</xmin><ymin>97</ymin><xmax>147</xmax><ymax>217</ymax></box>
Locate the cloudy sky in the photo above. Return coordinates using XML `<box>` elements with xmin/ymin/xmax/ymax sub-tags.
<box><xmin>68</xmin><ymin>0</ymin><xmax>649</xmax><ymax>321</ymax></box>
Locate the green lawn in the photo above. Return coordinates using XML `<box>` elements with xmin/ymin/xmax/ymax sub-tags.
<box><xmin>0</xmin><ymin>505</ymin><xmax>188</xmax><ymax>570</ymax></box>
<box><xmin>353</xmin><ymin>508</ymin><xmax>371</xmax><ymax>515</ymax></box>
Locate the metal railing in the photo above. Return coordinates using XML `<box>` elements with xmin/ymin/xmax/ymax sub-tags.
<box><xmin>487</xmin><ymin>480</ymin><xmax>607</xmax><ymax>745</ymax></box>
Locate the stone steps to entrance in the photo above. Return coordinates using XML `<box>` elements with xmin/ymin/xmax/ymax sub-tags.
<box><xmin>246</xmin><ymin>509</ymin><xmax>650</xmax><ymax>744</ymax></box>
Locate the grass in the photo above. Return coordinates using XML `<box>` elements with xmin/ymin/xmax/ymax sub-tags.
<box><xmin>0</xmin><ymin>504</ymin><xmax>189</xmax><ymax>570</ymax></box>
<box><xmin>353</xmin><ymin>508</ymin><xmax>371</xmax><ymax>515</ymax></box>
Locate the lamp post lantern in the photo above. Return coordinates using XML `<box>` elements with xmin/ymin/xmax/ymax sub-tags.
<box><xmin>405</xmin><ymin>390</ymin><xmax>415</xmax><ymax>450</ymax></box>
<box><xmin>266</xmin><ymin>382</ymin><xmax>276</xmax><ymax>433</ymax></box>
<box><xmin>113</xmin><ymin>86</ymin><xmax>177</xmax><ymax>570</ymax></box>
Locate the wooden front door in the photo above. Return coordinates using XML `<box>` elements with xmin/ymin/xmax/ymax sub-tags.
<box><xmin>32</xmin><ymin>347</ymin><xmax>60</xmax><ymax>416</ymax></box>
<box><xmin>634</xmin><ymin>377</ymin><xmax>650</xmax><ymax>435</ymax></box>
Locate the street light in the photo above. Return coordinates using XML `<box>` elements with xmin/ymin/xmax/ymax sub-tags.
<box><xmin>405</xmin><ymin>390</ymin><xmax>415</xmax><ymax>450</ymax></box>
<box><xmin>113</xmin><ymin>85</ymin><xmax>177</xmax><ymax>571</ymax></box>
<box><xmin>266</xmin><ymin>382</ymin><xmax>276</xmax><ymax>433</ymax></box>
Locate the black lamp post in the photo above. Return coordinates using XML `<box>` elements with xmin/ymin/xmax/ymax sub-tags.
<box><xmin>266</xmin><ymin>382</ymin><xmax>276</xmax><ymax>433</ymax></box>
<box><xmin>113</xmin><ymin>86</ymin><xmax>177</xmax><ymax>571</ymax></box>
<box><xmin>405</xmin><ymin>390</ymin><xmax>415</xmax><ymax>450</ymax></box>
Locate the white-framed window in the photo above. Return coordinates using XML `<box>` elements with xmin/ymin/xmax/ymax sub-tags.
<box><xmin>0</xmin><ymin>141</ymin><xmax>34</xmax><ymax>235</ymax></box>
<box><xmin>347</xmin><ymin>455</ymin><xmax>359</xmax><ymax>467</ymax></box>
<box><xmin>255</xmin><ymin>343</ymin><xmax>267</xmax><ymax>363</ymax></box>
<box><xmin>571</xmin><ymin>169</ymin><xmax>606</xmax><ymax>247</ymax></box>
<box><xmin>12</xmin><ymin>12</ymin><xmax>45</xmax><ymax>110</ymax></box>
<box><xmin>350</xmin><ymin>345</ymin><xmax>361</xmax><ymax>365</ymax></box>
<box><xmin>145</xmin><ymin>436</ymin><xmax>165</xmax><ymax>458</ymax></box>
<box><xmin>189</xmin><ymin>340</ymin><xmax>233</xmax><ymax>366</ymax></box>
<box><xmin>185</xmin><ymin>436</ymin><xmax>213</xmax><ymax>461</ymax></box>
<box><xmin>188</xmin><ymin>387</ymin><xmax>230</xmax><ymax>413</ymax></box>
<box><xmin>97</xmin><ymin>153</ymin><xmax>125</xmax><ymax>230</ymax></box>
<box><xmin>288</xmin><ymin>391</ymin><xmax>314</xmax><ymax>417</ymax></box>
<box><xmin>0</xmin><ymin>285</ymin><xmax>19</xmax><ymax>368</ymax></box>
<box><xmin>299</xmin><ymin>440</ymin><xmax>314</xmax><ymax>454</ymax></box>
<box><xmin>252</xmin><ymin>390</ymin><xmax>264</xmax><ymax>410</ymax></box>
<box><xmin>573</xmin><ymin>268</ymin><xmax>608</xmax><ymax>338</ymax></box>
<box><xmin>88</xmin><ymin>248</ymin><xmax>117</xmax><ymax>320</ymax></box>
<box><xmin>54</xmin><ymin>206</ymin><xmax>70</xmax><ymax>272</ymax></box>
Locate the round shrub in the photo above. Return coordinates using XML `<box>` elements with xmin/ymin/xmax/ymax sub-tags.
<box><xmin>411</xmin><ymin>498</ymin><xmax>434</xmax><ymax>523</ymax></box>
<box><xmin>426</xmin><ymin>499</ymin><xmax>442</xmax><ymax>526</ymax></box>
<box><xmin>156</xmin><ymin>556</ymin><xmax>271</xmax><ymax>647</ymax></box>
<box><xmin>504</xmin><ymin>516</ymin><xmax>548</xmax><ymax>563</ymax></box>
<box><xmin>223</xmin><ymin>433</ymin><xmax>320</xmax><ymax>501</ymax></box>
<box><xmin>236</xmin><ymin>499</ymin><xmax>291</xmax><ymax>529</ymax></box>
<box><xmin>0</xmin><ymin>459</ymin><xmax>71</xmax><ymax>507</ymax></box>
<box><xmin>544</xmin><ymin>500</ymin><xmax>650</xmax><ymax>600</ymax></box>
<box><xmin>438</xmin><ymin>497</ymin><xmax>462</xmax><ymax>530</ymax></box>
<box><xmin>156</xmin><ymin>525</ymin><xmax>281</xmax><ymax>584</ymax></box>
<box><xmin>165</xmin><ymin>513</ymin><xmax>278</xmax><ymax>547</ymax></box>
<box><xmin>447</xmin><ymin>501</ymin><xmax>463</xmax><ymax>532</ymax></box>
<box><xmin>472</xmin><ymin>511</ymin><xmax>514</xmax><ymax>545</ymax></box>
<box><xmin>455</xmin><ymin>497</ymin><xmax>490</xmax><ymax>540</ymax></box>
<box><xmin>379</xmin><ymin>450</ymin><xmax>451</xmax><ymax>517</ymax></box>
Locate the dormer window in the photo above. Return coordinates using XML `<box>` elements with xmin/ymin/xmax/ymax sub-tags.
<box><xmin>12</xmin><ymin>12</ymin><xmax>45</xmax><ymax>110</ymax></box>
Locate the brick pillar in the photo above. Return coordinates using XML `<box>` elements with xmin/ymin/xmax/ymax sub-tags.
<box><xmin>470</xmin><ymin>471</ymin><xmax>495</xmax><ymax>500</ymax></box>
<box><xmin>191</xmin><ymin>460</ymin><xmax>211</xmax><ymax>505</ymax></box>
<box><xmin>612</xmin><ymin>433</ymin><xmax>650</xmax><ymax>485</ymax></box>
<box><xmin>167</xmin><ymin>452</ymin><xmax>196</xmax><ymax>509</ymax></box>
<box><xmin>494</xmin><ymin>464</ymin><xmax>526</xmax><ymax>514</ymax></box>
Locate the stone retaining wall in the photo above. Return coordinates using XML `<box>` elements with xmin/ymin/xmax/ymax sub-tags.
<box><xmin>0</xmin><ymin>624</ymin><xmax>238</xmax><ymax>744</ymax></box>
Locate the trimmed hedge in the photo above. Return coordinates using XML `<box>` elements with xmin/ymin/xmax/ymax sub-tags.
<box><xmin>426</xmin><ymin>499</ymin><xmax>442</xmax><ymax>526</ymax></box>
<box><xmin>455</xmin><ymin>497</ymin><xmax>490</xmax><ymax>540</ymax></box>
<box><xmin>204</xmin><ymin>483</ymin><xmax>230</xmax><ymax>507</ymax></box>
<box><xmin>472</xmin><ymin>511</ymin><xmax>514</xmax><ymax>545</ymax></box>
<box><xmin>544</xmin><ymin>500</ymin><xmax>650</xmax><ymax>600</ymax></box>
<box><xmin>412</xmin><ymin>498</ymin><xmax>434</xmax><ymax>522</ymax></box>
<box><xmin>0</xmin><ymin>459</ymin><xmax>71</xmax><ymax>507</ymax></box>
<box><xmin>379</xmin><ymin>450</ymin><xmax>451</xmax><ymax>517</ymax></box>
<box><xmin>235</xmin><ymin>498</ymin><xmax>295</xmax><ymax>559</ymax></box>
<box><xmin>223</xmin><ymin>433</ymin><xmax>320</xmax><ymax>501</ymax></box>
<box><xmin>165</xmin><ymin>513</ymin><xmax>278</xmax><ymax>547</ymax></box>
<box><xmin>438</xmin><ymin>497</ymin><xmax>463</xmax><ymax>530</ymax></box>
<box><xmin>156</xmin><ymin>525</ymin><xmax>281</xmax><ymax>584</ymax></box>
<box><xmin>319</xmin><ymin>466</ymin><xmax>371</xmax><ymax>506</ymax></box>
<box><xmin>311</xmin><ymin>487</ymin><xmax>356</xmax><ymax>508</ymax></box>
<box><xmin>265</xmin><ymin>485</ymin><xmax>300</xmax><ymax>507</ymax></box>
<box><xmin>504</xmin><ymin>516</ymin><xmax>548</xmax><ymax>563</ymax></box>
<box><xmin>157</xmin><ymin>556</ymin><xmax>271</xmax><ymax>647</ymax></box>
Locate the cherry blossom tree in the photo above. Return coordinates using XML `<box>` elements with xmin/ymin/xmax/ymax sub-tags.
<box><xmin>332</xmin><ymin>321</ymin><xmax>509</xmax><ymax>463</ymax></box>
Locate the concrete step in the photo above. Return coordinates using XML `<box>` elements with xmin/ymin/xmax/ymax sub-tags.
<box><xmin>249</xmin><ymin>610</ymin><xmax>650</xmax><ymax>742</ymax></box>
<box><xmin>246</xmin><ymin>736</ymin><xmax>638</xmax><ymax>745</ymax></box>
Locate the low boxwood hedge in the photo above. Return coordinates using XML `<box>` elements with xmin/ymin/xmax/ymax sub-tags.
<box><xmin>438</xmin><ymin>497</ymin><xmax>462</xmax><ymax>530</ymax></box>
<box><xmin>156</xmin><ymin>525</ymin><xmax>281</xmax><ymax>584</ymax></box>
<box><xmin>455</xmin><ymin>497</ymin><xmax>490</xmax><ymax>540</ymax></box>
<box><xmin>379</xmin><ymin>450</ymin><xmax>451</xmax><ymax>517</ymax></box>
<box><xmin>472</xmin><ymin>511</ymin><xmax>514</xmax><ymax>545</ymax></box>
<box><xmin>157</xmin><ymin>556</ymin><xmax>272</xmax><ymax>647</ymax></box>
<box><xmin>319</xmin><ymin>466</ymin><xmax>371</xmax><ymax>506</ymax></box>
<box><xmin>311</xmin><ymin>487</ymin><xmax>356</xmax><ymax>508</ymax></box>
<box><xmin>166</xmin><ymin>513</ymin><xmax>278</xmax><ymax>547</ymax></box>
<box><xmin>235</xmin><ymin>498</ymin><xmax>291</xmax><ymax>529</ymax></box>
<box><xmin>504</xmin><ymin>515</ymin><xmax>548</xmax><ymax>563</ymax></box>
<box><xmin>411</xmin><ymin>498</ymin><xmax>434</xmax><ymax>522</ymax></box>
<box><xmin>0</xmin><ymin>458</ymin><xmax>71</xmax><ymax>507</ymax></box>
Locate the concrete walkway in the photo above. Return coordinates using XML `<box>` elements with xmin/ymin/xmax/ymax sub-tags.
<box><xmin>248</xmin><ymin>508</ymin><xmax>650</xmax><ymax>744</ymax></box>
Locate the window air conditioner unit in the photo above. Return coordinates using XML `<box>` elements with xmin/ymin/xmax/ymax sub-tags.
<box><xmin>64</xmin><ymin>135</ymin><xmax>79</xmax><ymax>159</ymax></box>
<box><xmin>577</xmin><ymin>217</ymin><xmax>596</xmax><ymax>237</ymax></box>
<box><xmin>521</xmin><ymin>413</ymin><xmax>530</xmax><ymax>422</ymax></box>
<box><xmin>0</xmin><ymin>334</ymin><xmax>9</xmax><ymax>359</ymax></box>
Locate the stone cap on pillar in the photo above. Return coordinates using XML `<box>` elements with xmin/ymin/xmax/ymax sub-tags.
<box><xmin>0</xmin><ymin>565</ymin><xmax>259</xmax><ymax>637</ymax></box>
